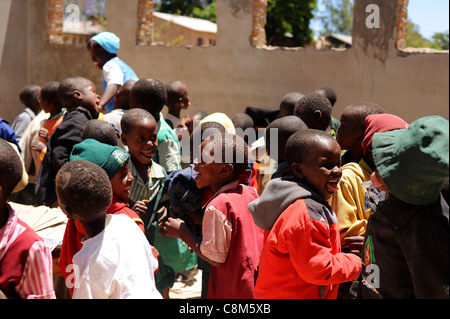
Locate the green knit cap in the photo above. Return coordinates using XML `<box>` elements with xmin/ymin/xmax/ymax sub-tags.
<box><xmin>372</xmin><ymin>116</ymin><xmax>449</xmax><ymax>206</ymax></box>
<box><xmin>70</xmin><ymin>139</ymin><xmax>130</xmax><ymax>180</ymax></box>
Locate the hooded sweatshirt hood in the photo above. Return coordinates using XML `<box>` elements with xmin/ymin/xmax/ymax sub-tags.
<box><xmin>248</xmin><ymin>176</ymin><xmax>325</xmax><ymax>230</ymax></box>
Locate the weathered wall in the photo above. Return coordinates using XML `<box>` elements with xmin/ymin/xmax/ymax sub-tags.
<box><xmin>0</xmin><ymin>0</ymin><xmax>448</xmax><ymax>125</ymax></box>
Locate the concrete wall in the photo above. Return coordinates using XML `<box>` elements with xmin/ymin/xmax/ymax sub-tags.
<box><xmin>0</xmin><ymin>0</ymin><xmax>448</xmax><ymax>125</ymax></box>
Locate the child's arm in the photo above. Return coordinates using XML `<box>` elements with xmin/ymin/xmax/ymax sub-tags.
<box><xmin>160</xmin><ymin>217</ymin><xmax>224</xmax><ymax>268</ymax></box>
<box><xmin>98</xmin><ymin>83</ymin><xmax>120</xmax><ymax>113</ymax></box>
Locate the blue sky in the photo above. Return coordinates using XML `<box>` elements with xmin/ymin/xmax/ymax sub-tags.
<box><xmin>312</xmin><ymin>0</ymin><xmax>449</xmax><ymax>39</ymax></box>
<box><xmin>408</xmin><ymin>0</ymin><xmax>449</xmax><ymax>38</ymax></box>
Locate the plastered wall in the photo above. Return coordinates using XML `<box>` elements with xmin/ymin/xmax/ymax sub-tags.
<box><xmin>0</xmin><ymin>0</ymin><xmax>448</xmax><ymax>124</ymax></box>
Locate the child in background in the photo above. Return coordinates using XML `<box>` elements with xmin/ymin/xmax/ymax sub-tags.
<box><xmin>160</xmin><ymin>133</ymin><xmax>264</xmax><ymax>299</ymax></box>
<box><xmin>315</xmin><ymin>86</ymin><xmax>340</xmax><ymax>134</ymax></box>
<box><xmin>11</xmin><ymin>85</ymin><xmax>41</xmax><ymax>141</ymax></box>
<box><xmin>82</xmin><ymin>119</ymin><xmax>120</xmax><ymax>147</ymax></box>
<box><xmin>164</xmin><ymin>80</ymin><xmax>191</xmax><ymax>129</ymax></box>
<box><xmin>337</xmin><ymin>102</ymin><xmax>385</xmax><ymax>165</ymax></box>
<box><xmin>279</xmin><ymin>92</ymin><xmax>304</xmax><ymax>118</ymax></box>
<box><xmin>264</xmin><ymin>115</ymin><xmax>308</xmax><ymax>179</ymax></box>
<box><xmin>249</xmin><ymin>130</ymin><xmax>361</xmax><ymax>299</ymax></box>
<box><xmin>0</xmin><ymin>139</ymin><xmax>55</xmax><ymax>299</ymax></box>
<box><xmin>35</xmin><ymin>77</ymin><xmax>100</xmax><ymax>206</ymax></box>
<box><xmin>31</xmin><ymin>81</ymin><xmax>66</xmax><ymax>173</ymax></box>
<box><xmin>355</xmin><ymin>116</ymin><xmax>449</xmax><ymax>299</ymax></box>
<box><xmin>87</xmin><ymin>31</ymin><xmax>139</xmax><ymax>114</ymax></box>
<box><xmin>55</xmin><ymin>160</ymin><xmax>161</xmax><ymax>299</ymax></box>
<box><xmin>294</xmin><ymin>92</ymin><xmax>332</xmax><ymax>131</ymax></box>
<box><xmin>104</xmin><ymin>80</ymin><xmax>135</xmax><ymax>150</ymax></box>
<box><xmin>130</xmin><ymin>78</ymin><xmax>181</xmax><ymax>174</ymax></box>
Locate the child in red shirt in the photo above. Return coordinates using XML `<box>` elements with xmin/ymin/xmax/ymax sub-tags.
<box><xmin>249</xmin><ymin>129</ymin><xmax>362</xmax><ymax>299</ymax></box>
<box><xmin>160</xmin><ymin>133</ymin><xmax>264</xmax><ymax>299</ymax></box>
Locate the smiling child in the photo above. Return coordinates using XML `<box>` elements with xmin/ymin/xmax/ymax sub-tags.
<box><xmin>249</xmin><ymin>129</ymin><xmax>362</xmax><ymax>299</ymax></box>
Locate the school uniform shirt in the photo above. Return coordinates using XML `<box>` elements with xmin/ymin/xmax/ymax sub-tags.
<box><xmin>11</xmin><ymin>107</ymin><xmax>36</xmax><ymax>140</ymax></box>
<box><xmin>249</xmin><ymin>177</ymin><xmax>362</xmax><ymax>299</ymax></box>
<box><xmin>328</xmin><ymin>159</ymin><xmax>373</xmax><ymax>247</ymax></box>
<box><xmin>72</xmin><ymin>214</ymin><xmax>161</xmax><ymax>299</ymax></box>
<box><xmin>201</xmin><ymin>181</ymin><xmax>263</xmax><ymax>299</ymax></box>
<box><xmin>102</xmin><ymin>57</ymin><xmax>139</xmax><ymax>113</ymax></box>
<box><xmin>0</xmin><ymin>205</ymin><xmax>55</xmax><ymax>299</ymax></box>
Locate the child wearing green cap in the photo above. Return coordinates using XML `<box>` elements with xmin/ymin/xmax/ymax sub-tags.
<box><xmin>87</xmin><ymin>31</ymin><xmax>139</xmax><ymax>114</ymax></box>
<box><xmin>55</xmin><ymin>160</ymin><xmax>161</xmax><ymax>299</ymax></box>
<box><xmin>354</xmin><ymin>115</ymin><xmax>449</xmax><ymax>299</ymax></box>
<box><xmin>57</xmin><ymin>138</ymin><xmax>148</xmax><ymax>297</ymax></box>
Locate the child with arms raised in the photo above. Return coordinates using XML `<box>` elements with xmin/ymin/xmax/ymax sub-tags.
<box><xmin>248</xmin><ymin>129</ymin><xmax>361</xmax><ymax>299</ymax></box>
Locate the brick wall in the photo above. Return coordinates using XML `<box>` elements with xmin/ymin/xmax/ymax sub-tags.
<box><xmin>396</xmin><ymin>0</ymin><xmax>409</xmax><ymax>50</ymax></box>
<box><xmin>251</xmin><ymin>0</ymin><xmax>267</xmax><ymax>47</ymax></box>
<box><xmin>136</xmin><ymin>0</ymin><xmax>154</xmax><ymax>46</ymax></box>
<box><xmin>47</xmin><ymin>0</ymin><xmax>63</xmax><ymax>44</ymax></box>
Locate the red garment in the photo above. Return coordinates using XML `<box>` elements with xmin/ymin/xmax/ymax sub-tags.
<box><xmin>205</xmin><ymin>183</ymin><xmax>264</xmax><ymax>299</ymax></box>
<box><xmin>0</xmin><ymin>206</ymin><xmax>55</xmax><ymax>299</ymax></box>
<box><xmin>361</xmin><ymin>114</ymin><xmax>409</xmax><ymax>156</ymax></box>
<box><xmin>255</xmin><ymin>198</ymin><xmax>361</xmax><ymax>299</ymax></box>
<box><xmin>57</xmin><ymin>196</ymin><xmax>145</xmax><ymax>296</ymax></box>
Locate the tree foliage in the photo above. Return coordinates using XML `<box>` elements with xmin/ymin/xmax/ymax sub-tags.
<box><xmin>155</xmin><ymin>0</ymin><xmax>216</xmax><ymax>22</ymax></box>
<box><xmin>316</xmin><ymin>0</ymin><xmax>353</xmax><ymax>36</ymax></box>
<box><xmin>406</xmin><ymin>20</ymin><xmax>449</xmax><ymax>50</ymax></box>
<box><xmin>265</xmin><ymin>0</ymin><xmax>317</xmax><ymax>47</ymax></box>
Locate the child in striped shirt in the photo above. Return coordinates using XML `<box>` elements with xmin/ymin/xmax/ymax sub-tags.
<box><xmin>0</xmin><ymin>139</ymin><xmax>55</xmax><ymax>299</ymax></box>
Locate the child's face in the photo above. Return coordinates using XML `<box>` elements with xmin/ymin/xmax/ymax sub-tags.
<box><xmin>293</xmin><ymin>138</ymin><xmax>342</xmax><ymax>201</ymax></box>
<box><xmin>87</xmin><ymin>46</ymin><xmax>109</xmax><ymax>70</ymax></box>
<box><xmin>337</xmin><ymin>109</ymin><xmax>363</xmax><ymax>151</ymax></box>
<box><xmin>78</xmin><ymin>82</ymin><xmax>100</xmax><ymax>117</ymax></box>
<box><xmin>111</xmin><ymin>163</ymin><xmax>134</xmax><ymax>202</ymax></box>
<box><xmin>193</xmin><ymin>139</ymin><xmax>230</xmax><ymax>192</ymax></box>
<box><xmin>178</xmin><ymin>87</ymin><xmax>190</xmax><ymax>110</ymax></box>
<box><xmin>122</xmin><ymin>118</ymin><xmax>158</xmax><ymax>166</ymax></box>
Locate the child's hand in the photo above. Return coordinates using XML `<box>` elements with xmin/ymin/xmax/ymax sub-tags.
<box><xmin>132</xmin><ymin>200</ymin><xmax>149</xmax><ymax>218</ymax></box>
<box><xmin>159</xmin><ymin>217</ymin><xmax>184</xmax><ymax>239</ymax></box>
<box><xmin>32</xmin><ymin>140</ymin><xmax>46</xmax><ymax>152</ymax></box>
<box><xmin>344</xmin><ymin>236</ymin><xmax>365</xmax><ymax>257</ymax></box>
<box><xmin>39</xmin><ymin>127</ymin><xmax>49</xmax><ymax>141</ymax></box>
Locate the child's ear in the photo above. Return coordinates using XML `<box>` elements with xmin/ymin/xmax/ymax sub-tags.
<box><xmin>313</xmin><ymin>110</ymin><xmax>322</xmax><ymax>121</ymax></box>
<box><xmin>291</xmin><ymin>163</ymin><xmax>304</xmax><ymax>179</ymax></box>
<box><xmin>219</xmin><ymin>164</ymin><xmax>234</xmax><ymax>177</ymax></box>
<box><xmin>121</xmin><ymin>133</ymin><xmax>128</xmax><ymax>146</ymax></box>
<box><xmin>73</xmin><ymin>90</ymin><xmax>83</xmax><ymax>102</ymax></box>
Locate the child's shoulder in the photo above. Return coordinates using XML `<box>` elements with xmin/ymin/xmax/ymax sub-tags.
<box><xmin>150</xmin><ymin>160</ymin><xmax>167</xmax><ymax>178</ymax></box>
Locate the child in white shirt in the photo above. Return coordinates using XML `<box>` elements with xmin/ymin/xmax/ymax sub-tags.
<box><xmin>55</xmin><ymin>160</ymin><xmax>161</xmax><ymax>299</ymax></box>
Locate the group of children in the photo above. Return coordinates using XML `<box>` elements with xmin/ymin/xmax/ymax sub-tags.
<box><xmin>0</xmin><ymin>31</ymin><xmax>448</xmax><ymax>300</ymax></box>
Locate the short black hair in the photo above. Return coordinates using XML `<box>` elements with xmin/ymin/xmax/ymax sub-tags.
<box><xmin>285</xmin><ymin>129</ymin><xmax>336</xmax><ymax>168</ymax></box>
<box><xmin>121</xmin><ymin>108</ymin><xmax>156</xmax><ymax>135</ymax></box>
<box><xmin>264</xmin><ymin>116</ymin><xmax>308</xmax><ymax>161</ymax></box>
<box><xmin>56</xmin><ymin>160</ymin><xmax>112</xmax><ymax>221</ymax></box>
<box><xmin>342</xmin><ymin>101</ymin><xmax>385</xmax><ymax>131</ymax></box>
<box><xmin>279</xmin><ymin>92</ymin><xmax>304</xmax><ymax>117</ymax></box>
<box><xmin>207</xmin><ymin>133</ymin><xmax>248</xmax><ymax>179</ymax></box>
<box><xmin>82</xmin><ymin>120</ymin><xmax>119</xmax><ymax>146</ymax></box>
<box><xmin>40</xmin><ymin>81</ymin><xmax>61</xmax><ymax>107</ymax></box>
<box><xmin>0</xmin><ymin>139</ymin><xmax>23</xmax><ymax>199</ymax></box>
<box><xmin>165</xmin><ymin>81</ymin><xmax>187</xmax><ymax>105</ymax></box>
<box><xmin>294</xmin><ymin>93</ymin><xmax>332</xmax><ymax>131</ymax></box>
<box><xmin>19</xmin><ymin>85</ymin><xmax>40</xmax><ymax>107</ymax></box>
<box><xmin>232</xmin><ymin>112</ymin><xmax>254</xmax><ymax>131</ymax></box>
<box><xmin>316</xmin><ymin>86</ymin><xmax>337</xmax><ymax>107</ymax></box>
<box><xmin>58</xmin><ymin>77</ymin><xmax>92</xmax><ymax>109</ymax></box>
<box><xmin>130</xmin><ymin>78</ymin><xmax>167</xmax><ymax>120</ymax></box>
